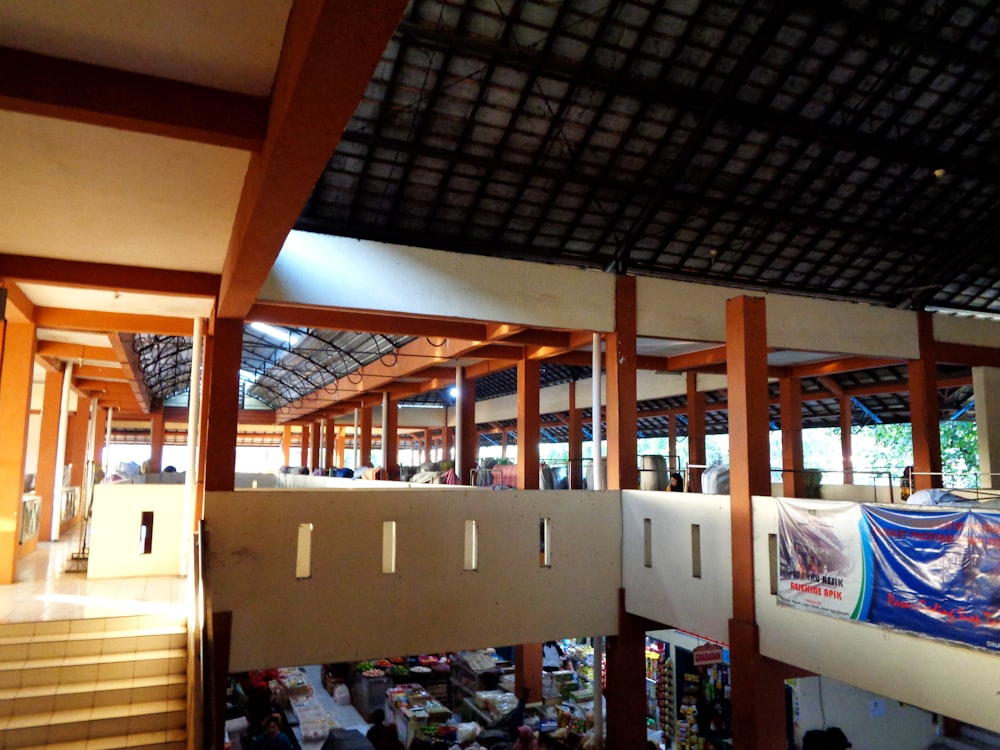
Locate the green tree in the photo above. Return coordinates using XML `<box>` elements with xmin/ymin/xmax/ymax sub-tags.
<box><xmin>855</xmin><ymin>422</ymin><xmax>980</xmax><ymax>488</ymax></box>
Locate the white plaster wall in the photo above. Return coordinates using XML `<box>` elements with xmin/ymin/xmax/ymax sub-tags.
<box><xmin>474</xmin><ymin>371</ymin><xmax>708</xmax><ymax>424</ymax></box>
<box><xmin>621</xmin><ymin>491</ymin><xmax>733</xmax><ymax>644</ymax></box>
<box><xmin>205</xmin><ymin>488</ymin><xmax>622</xmax><ymax>672</ymax></box>
<box><xmin>636</xmin><ymin>277</ymin><xmax>920</xmax><ymax>359</ymax></box>
<box><xmin>25</xmin><ymin>412</ymin><xmax>40</xmax><ymax>475</ymax></box>
<box><xmin>791</xmin><ymin>675</ymin><xmax>939</xmax><ymax>750</ymax></box>
<box><xmin>265</xmin><ymin>232</ymin><xmax>616</xmax><ymax>333</ymax></box>
<box><xmin>771</xmin><ymin>483</ymin><xmax>899</xmax><ymax>504</ymax></box>
<box><xmin>752</xmin><ymin>495</ymin><xmax>1000</xmax><ymax>733</ymax></box>
<box><xmin>933</xmin><ymin>313</ymin><xmax>1000</xmax><ymax>348</ymax></box>
<box><xmin>88</xmin><ymin>484</ymin><xmax>185</xmax><ymax>579</ymax></box>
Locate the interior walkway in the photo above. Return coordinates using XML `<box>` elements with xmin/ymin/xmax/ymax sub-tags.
<box><xmin>0</xmin><ymin>524</ymin><xmax>187</xmax><ymax>624</ymax></box>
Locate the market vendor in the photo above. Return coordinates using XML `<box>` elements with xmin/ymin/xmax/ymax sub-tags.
<box><xmin>542</xmin><ymin>641</ymin><xmax>564</xmax><ymax>672</ymax></box>
<box><xmin>252</xmin><ymin>715</ymin><xmax>293</xmax><ymax>750</ymax></box>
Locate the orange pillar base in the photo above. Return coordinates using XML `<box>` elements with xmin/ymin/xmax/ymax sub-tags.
<box><xmin>514</xmin><ymin>643</ymin><xmax>543</xmax><ymax>704</ymax></box>
<box><xmin>728</xmin><ymin>618</ymin><xmax>796</xmax><ymax>750</ymax></box>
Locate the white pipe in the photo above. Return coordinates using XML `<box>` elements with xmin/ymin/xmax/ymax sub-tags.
<box><xmin>50</xmin><ymin>361</ymin><xmax>74</xmax><ymax>541</ymax></box>
<box><xmin>593</xmin><ymin>636</ymin><xmax>604</xmax><ymax>749</ymax></box>
<box><xmin>182</xmin><ymin>317</ymin><xmax>204</xmax><ymax>577</ymax></box>
<box><xmin>352</xmin><ymin>408</ymin><xmax>360</xmax><ymax>469</ymax></box>
<box><xmin>104</xmin><ymin>407</ymin><xmax>113</xmax><ymax>477</ymax></box>
<box><xmin>381</xmin><ymin>392</ymin><xmax>389</xmax><ymax>469</ymax></box>
<box><xmin>84</xmin><ymin>397</ymin><xmax>98</xmax><ymax>508</ymax></box>
<box><xmin>455</xmin><ymin>366</ymin><xmax>465</xmax><ymax>481</ymax></box>
<box><xmin>592</xmin><ymin>333</ymin><xmax>602</xmax><ymax>491</ymax></box>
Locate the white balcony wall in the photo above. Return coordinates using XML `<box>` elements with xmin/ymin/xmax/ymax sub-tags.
<box><xmin>205</xmin><ymin>488</ymin><xmax>622</xmax><ymax>672</ymax></box>
<box><xmin>621</xmin><ymin>491</ymin><xmax>733</xmax><ymax>644</ymax></box>
<box><xmin>752</xmin><ymin>495</ymin><xmax>1000</xmax><ymax>733</ymax></box>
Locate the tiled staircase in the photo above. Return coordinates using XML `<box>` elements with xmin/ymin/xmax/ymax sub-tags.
<box><xmin>0</xmin><ymin>614</ymin><xmax>188</xmax><ymax>749</ymax></box>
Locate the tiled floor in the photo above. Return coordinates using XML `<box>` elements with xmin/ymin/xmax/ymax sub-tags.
<box><xmin>0</xmin><ymin>524</ymin><xmax>188</xmax><ymax>624</ymax></box>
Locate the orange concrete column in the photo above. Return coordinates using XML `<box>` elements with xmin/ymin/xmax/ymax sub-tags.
<box><xmin>606</xmin><ymin>274</ymin><xmax>638</xmax><ymax>490</ymax></box>
<box><xmin>324</xmin><ymin>419</ymin><xmax>335</xmax><ymax>470</ymax></box>
<box><xmin>839</xmin><ymin>393</ymin><xmax>854</xmax><ymax>484</ymax></box>
<box><xmin>514</xmin><ymin>643</ymin><xmax>544</xmax><ymax>704</ymax></box>
<box><xmin>516</xmin><ymin>357</ymin><xmax>540</xmax><ymax>490</ymax></box>
<box><xmin>335</xmin><ymin>426</ymin><xmax>346</xmax><ymax>468</ymax></box>
<box><xmin>726</xmin><ymin>295</ymin><xmax>788</xmax><ymax>750</ymax></box>
<box><xmin>440</xmin><ymin>421</ymin><xmax>452</xmax><ymax>464</ymax></box>
<box><xmin>909</xmin><ymin>312</ymin><xmax>942</xmax><ymax>491</ymax></box>
<box><xmin>197</xmin><ymin>329</ymin><xmax>214</xmax><ymax>519</ymax></box>
<box><xmin>383</xmin><ymin>398</ymin><xmax>399</xmax><ymax>480</ymax></box>
<box><xmin>299</xmin><ymin>426</ymin><xmax>310</xmax><ymax>468</ymax></box>
<box><xmin>36</xmin><ymin>370</ymin><xmax>63</xmax><ymax>542</ymax></box>
<box><xmin>686</xmin><ymin>373</ymin><xmax>706</xmax><ymax>492</ymax></box>
<box><xmin>567</xmin><ymin>380</ymin><xmax>583</xmax><ymax>489</ymax></box>
<box><xmin>0</xmin><ymin>320</ymin><xmax>38</xmax><ymax>582</ymax></box>
<box><xmin>66</xmin><ymin>395</ymin><xmax>91</xmax><ymax>488</ymax></box>
<box><xmin>310</xmin><ymin>421</ymin><xmax>321</xmax><ymax>471</ymax></box>
<box><xmin>605</xmin><ymin>589</ymin><xmax>650</xmax><ymax>750</ymax></box>
<box><xmin>91</xmin><ymin>405</ymin><xmax>107</xmax><ymax>469</ymax></box>
<box><xmin>281</xmin><ymin>424</ymin><xmax>292</xmax><ymax>467</ymax></box>
<box><xmin>202</xmin><ymin>318</ymin><xmax>242</xmax><ymax>493</ymax></box>
<box><xmin>780</xmin><ymin>375</ymin><xmax>805</xmax><ymax>498</ymax></box>
<box><xmin>457</xmin><ymin>372</ymin><xmax>478</xmax><ymax>484</ymax></box>
<box><xmin>149</xmin><ymin>407</ymin><xmax>165</xmax><ymax>474</ymax></box>
<box><xmin>359</xmin><ymin>406</ymin><xmax>373</xmax><ymax>467</ymax></box>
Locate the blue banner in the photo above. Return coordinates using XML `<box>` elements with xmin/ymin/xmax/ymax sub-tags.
<box><xmin>862</xmin><ymin>506</ymin><xmax>1000</xmax><ymax>652</ymax></box>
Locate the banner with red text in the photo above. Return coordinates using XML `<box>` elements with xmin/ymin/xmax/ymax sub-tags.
<box><xmin>777</xmin><ymin>498</ymin><xmax>1000</xmax><ymax>652</ymax></box>
<box><xmin>862</xmin><ymin>505</ymin><xmax>1000</xmax><ymax>652</ymax></box>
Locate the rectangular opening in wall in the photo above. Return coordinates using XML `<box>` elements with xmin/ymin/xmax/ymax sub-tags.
<box><xmin>382</xmin><ymin>521</ymin><xmax>397</xmax><ymax>574</ymax></box>
<box><xmin>464</xmin><ymin>520</ymin><xmax>479</xmax><ymax>571</ymax></box>
<box><xmin>691</xmin><ymin>524</ymin><xmax>702</xmax><ymax>579</ymax></box>
<box><xmin>296</xmin><ymin>523</ymin><xmax>313</xmax><ymax>579</ymax></box>
<box><xmin>139</xmin><ymin>511</ymin><xmax>153</xmax><ymax>555</ymax></box>
<box><xmin>643</xmin><ymin>518</ymin><xmax>653</xmax><ymax>568</ymax></box>
<box><xmin>768</xmin><ymin>533</ymin><xmax>778</xmax><ymax>596</ymax></box>
<box><xmin>540</xmin><ymin>517</ymin><xmax>552</xmax><ymax>567</ymax></box>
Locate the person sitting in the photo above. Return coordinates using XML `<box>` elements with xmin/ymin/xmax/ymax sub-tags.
<box><xmin>366</xmin><ymin>708</ymin><xmax>404</xmax><ymax>750</ymax></box>
<box><xmin>252</xmin><ymin>715</ymin><xmax>293</xmax><ymax>749</ymax></box>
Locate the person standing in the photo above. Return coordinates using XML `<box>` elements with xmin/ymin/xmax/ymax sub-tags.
<box><xmin>542</xmin><ymin>641</ymin><xmax>564</xmax><ymax>672</ymax></box>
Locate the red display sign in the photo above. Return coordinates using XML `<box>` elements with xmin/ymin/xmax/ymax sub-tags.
<box><xmin>692</xmin><ymin>644</ymin><xmax>723</xmax><ymax>666</ymax></box>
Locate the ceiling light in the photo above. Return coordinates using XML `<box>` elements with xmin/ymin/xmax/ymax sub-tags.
<box><xmin>933</xmin><ymin>168</ymin><xmax>946</xmax><ymax>179</ymax></box>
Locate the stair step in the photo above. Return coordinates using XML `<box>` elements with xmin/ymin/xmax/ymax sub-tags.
<box><xmin>10</xmin><ymin>726</ymin><xmax>186</xmax><ymax>750</ymax></box>
<box><xmin>2</xmin><ymin>699</ymin><xmax>186</xmax><ymax>748</ymax></box>
<box><xmin>0</xmin><ymin>673</ymin><xmax>187</xmax><ymax>719</ymax></box>
<box><xmin>0</xmin><ymin>614</ymin><xmax>186</xmax><ymax>641</ymax></box>
<box><xmin>0</xmin><ymin>628</ymin><xmax>187</xmax><ymax>660</ymax></box>
<box><xmin>0</xmin><ymin>647</ymin><xmax>187</xmax><ymax>687</ymax></box>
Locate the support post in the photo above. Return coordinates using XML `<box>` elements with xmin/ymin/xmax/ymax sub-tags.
<box><xmin>726</xmin><ymin>295</ymin><xmax>788</xmax><ymax>750</ymax></box>
<box><xmin>0</xmin><ymin>320</ymin><xmax>37</xmax><ymax>581</ymax></box>
<box><xmin>605</xmin><ymin>275</ymin><xmax>638</xmax><ymax>490</ymax></box>
<box><xmin>839</xmin><ymin>393</ymin><xmax>854</xmax><ymax>484</ymax></box>
<box><xmin>568</xmin><ymin>380</ymin><xmax>583</xmax><ymax>489</ymax></box>
<box><xmin>909</xmin><ymin>312</ymin><xmax>942</xmax><ymax>491</ymax></box>
<box><xmin>516</xmin><ymin>357</ymin><xmax>540</xmax><ymax>490</ymax></box>
<box><xmin>202</xmin><ymin>318</ymin><xmax>241</xmax><ymax>493</ymax></box>
<box><xmin>687</xmin><ymin>373</ymin><xmax>706</xmax><ymax>493</ymax></box>
<box><xmin>780</xmin><ymin>374</ymin><xmax>805</xmax><ymax>498</ymax></box>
